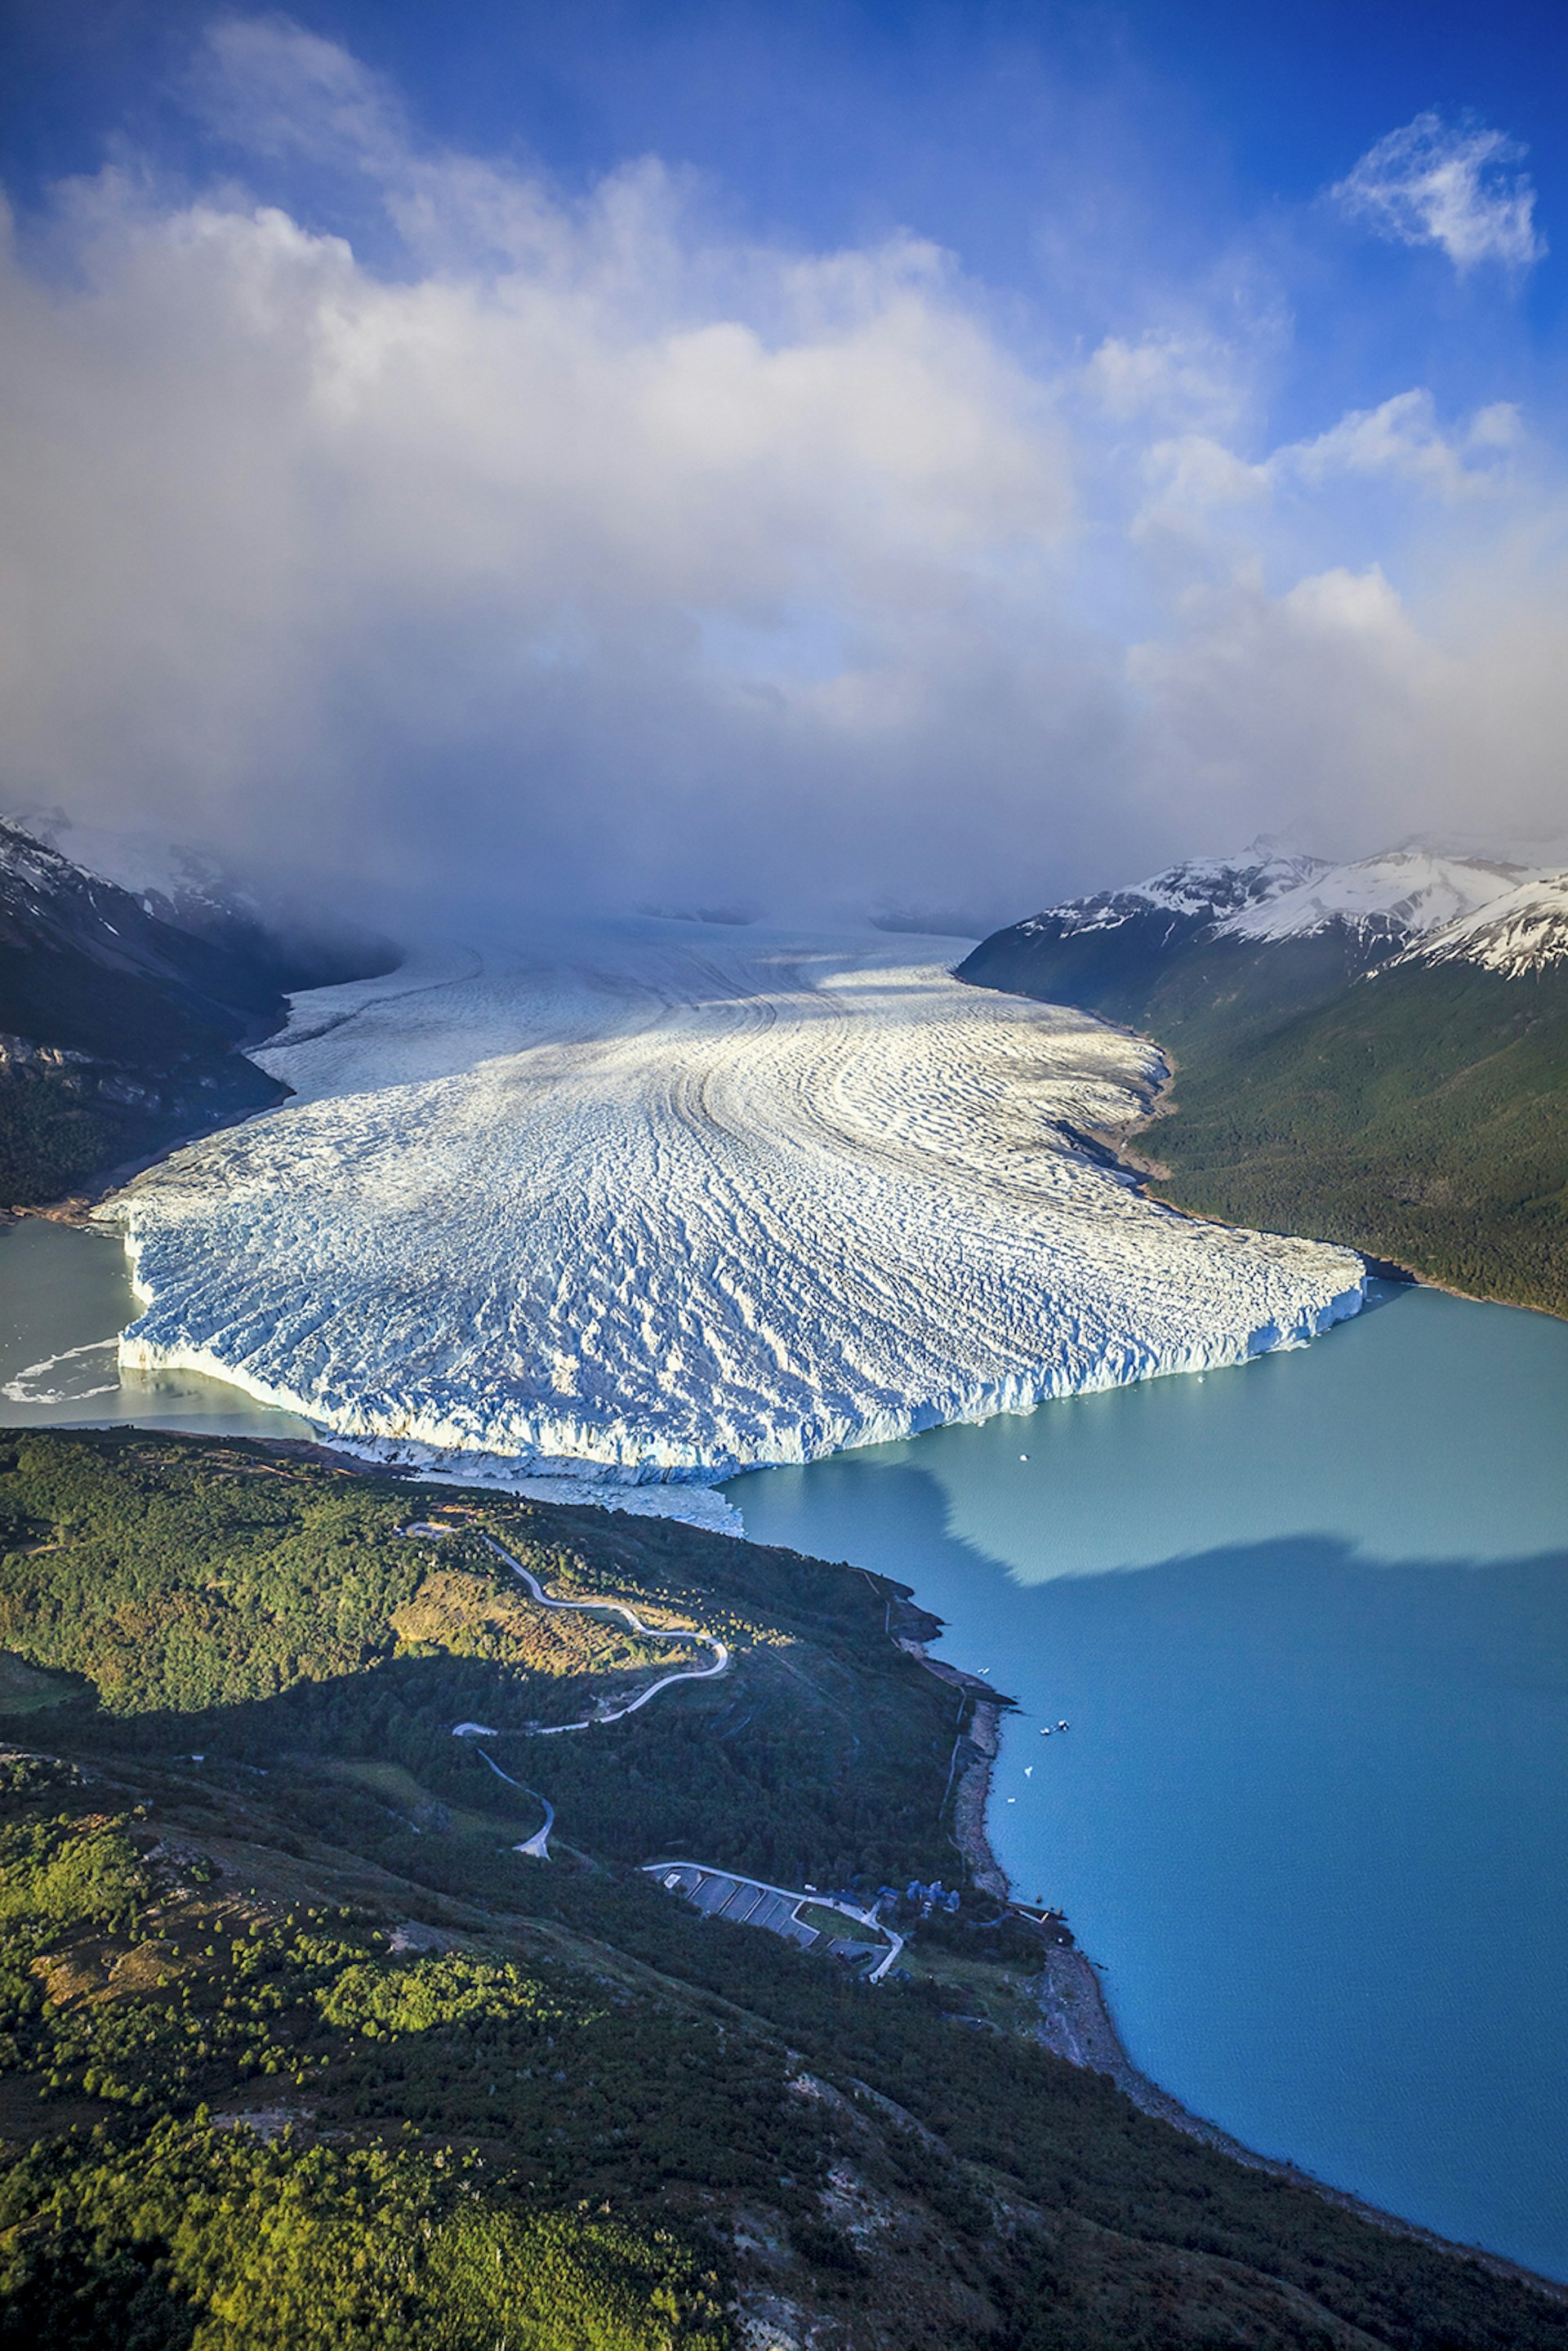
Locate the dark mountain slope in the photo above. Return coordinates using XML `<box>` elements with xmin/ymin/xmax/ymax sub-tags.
<box><xmin>957</xmin><ymin>847</ymin><xmax>1330</xmax><ymax>1027</ymax></box>
<box><xmin>1145</xmin><ymin>957</ymin><xmax>1568</xmax><ymax>1313</ymax></box>
<box><xmin>0</xmin><ymin>821</ymin><xmax>394</xmax><ymax>1204</ymax></box>
<box><xmin>962</xmin><ymin>916</ymin><xmax>1383</xmax><ymax>1048</ymax></box>
<box><xmin>959</xmin><ymin>852</ymin><xmax>1568</xmax><ymax>1314</ymax></box>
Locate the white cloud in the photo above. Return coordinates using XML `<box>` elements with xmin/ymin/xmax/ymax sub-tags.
<box><xmin>0</xmin><ymin>25</ymin><xmax>1089</xmax><ymax>924</ymax></box>
<box><xmin>1126</xmin><ymin>563</ymin><xmax>1437</xmax><ymax>847</ymax></box>
<box><xmin>1127</xmin><ymin>532</ymin><xmax>1568</xmax><ymax>862</ymax></box>
<box><xmin>189</xmin><ymin>16</ymin><xmax>408</xmax><ymax>168</ymax></box>
<box><xmin>1331</xmin><ymin>111</ymin><xmax>1544</xmax><ymax>273</ymax></box>
<box><xmin>1275</xmin><ymin>389</ymin><xmax>1521</xmax><ymax>499</ymax></box>
<box><xmin>1082</xmin><ymin>332</ymin><xmax>1249</xmax><ymax>435</ymax></box>
<box><xmin>1</xmin><ymin>20</ymin><xmax>1566</xmax><ymax>927</ymax></box>
<box><xmin>1136</xmin><ymin>435</ymin><xmax>1269</xmax><ymax>533</ymax></box>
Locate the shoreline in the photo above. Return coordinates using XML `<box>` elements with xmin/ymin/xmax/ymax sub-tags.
<box><xmin>1105</xmin><ymin>1020</ymin><xmax>1568</xmax><ymax>1327</ymax></box>
<box><xmin>924</xmin><ymin>1627</ymin><xmax>1568</xmax><ymax>2302</ymax></box>
<box><xmin>18</xmin><ymin>1416</ymin><xmax>1567</xmax><ymax>2300</ymax></box>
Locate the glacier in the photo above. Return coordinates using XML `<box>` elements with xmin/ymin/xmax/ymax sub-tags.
<box><xmin>103</xmin><ymin>921</ymin><xmax>1367</xmax><ymax>1511</ymax></box>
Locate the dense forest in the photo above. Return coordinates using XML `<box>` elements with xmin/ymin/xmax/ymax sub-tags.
<box><xmin>0</xmin><ymin>1432</ymin><xmax>1563</xmax><ymax>2349</ymax></box>
<box><xmin>960</xmin><ymin>924</ymin><xmax>1568</xmax><ymax>1315</ymax></box>
<box><xmin>1145</xmin><ymin>959</ymin><xmax>1568</xmax><ymax>1315</ymax></box>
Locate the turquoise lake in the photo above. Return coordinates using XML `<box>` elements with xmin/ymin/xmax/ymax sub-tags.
<box><xmin>728</xmin><ymin>1283</ymin><xmax>1568</xmax><ymax>2280</ymax></box>
<box><xmin>0</xmin><ymin>1217</ymin><xmax>310</xmax><ymax>1440</ymax></box>
<box><xmin>6</xmin><ymin>1215</ymin><xmax>1568</xmax><ymax>2277</ymax></box>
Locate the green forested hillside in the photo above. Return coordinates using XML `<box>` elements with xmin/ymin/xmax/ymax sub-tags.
<box><xmin>0</xmin><ymin>1054</ymin><xmax>282</xmax><ymax>1213</ymax></box>
<box><xmin>959</xmin><ymin>921</ymin><xmax>1568</xmax><ymax>1314</ymax></box>
<box><xmin>0</xmin><ymin>1432</ymin><xmax>963</xmax><ymax>1890</ymax></box>
<box><xmin>0</xmin><ymin>1432</ymin><xmax>1562</xmax><ymax>2350</ymax></box>
<box><xmin>1146</xmin><ymin>960</ymin><xmax>1568</xmax><ymax>1314</ymax></box>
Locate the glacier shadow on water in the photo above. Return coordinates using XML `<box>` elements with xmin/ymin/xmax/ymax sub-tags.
<box><xmin>731</xmin><ymin>1451</ymin><xmax>1568</xmax><ymax>2278</ymax></box>
<box><xmin>1005</xmin><ymin>1526</ymin><xmax>1568</xmax><ymax>2281</ymax></box>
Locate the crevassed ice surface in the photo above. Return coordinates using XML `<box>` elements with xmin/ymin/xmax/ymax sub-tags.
<box><xmin>105</xmin><ymin>923</ymin><xmax>1365</xmax><ymax>1487</ymax></box>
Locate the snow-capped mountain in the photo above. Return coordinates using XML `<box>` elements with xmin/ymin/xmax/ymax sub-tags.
<box><xmin>1017</xmin><ymin>844</ymin><xmax>1327</xmax><ymax>941</ymax></box>
<box><xmin>959</xmin><ymin>835</ymin><xmax>1568</xmax><ymax>1321</ymax></box>
<box><xmin>958</xmin><ymin>839</ymin><xmax>1553</xmax><ymax>1027</ymax></box>
<box><xmin>7</xmin><ymin>809</ymin><xmax>392</xmax><ymax>987</ymax></box>
<box><xmin>956</xmin><ymin>842</ymin><xmax>1336</xmax><ymax>1026</ymax></box>
<box><xmin>20</xmin><ymin>816</ymin><xmax>255</xmax><ymax>922</ymax></box>
<box><xmin>0</xmin><ymin>815</ymin><xmax>285</xmax><ymax>1062</ymax></box>
<box><xmin>1401</xmin><ymin>870</ymin><xmax>1568</xmax><ymax>976</ymax></box>
<box><xmin>1217</xmin><ymin>849</ymin><xmax>1527</xmax><ymax>951</ymax></box>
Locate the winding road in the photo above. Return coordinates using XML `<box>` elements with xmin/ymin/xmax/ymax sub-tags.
<box><xmin>479</xmin><ymin>1534</ymin><xmax>731</xmax><ymax>1730</ymax></box>
<box><xmin>470</xmin><ymin>1744</ymin><xmax>555</xmax><ymax>1859</ymax></box>
<box><xmin>450</xmin><ymin>1529</ymin><xmax>901</xmax><ymax>1985</ymax></box>
<box><xmin>451</xmin><ymin>1529</ymin><xmax>731</xmax><ymax>1852</ymax></box>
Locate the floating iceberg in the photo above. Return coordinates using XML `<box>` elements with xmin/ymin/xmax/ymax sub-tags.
<box><xmin>105</xmin><ymin>921</ymin><xmax>1365</xmax><ymax>1501</ymax></box>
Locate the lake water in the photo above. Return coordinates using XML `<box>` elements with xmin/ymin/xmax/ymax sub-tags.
<box><xmin>0</xmin><ymin>1217</ymin><xmax>311</xmax><ymax>1440</ymax></box>
<box><xmin>728</xmin><ymin>1284</ymin><xmax>1568</xmax><ymax>2280</ymax></box>
<box><xmin>7</xmin><ymin>1217</ymin><xmax>1568</xmax><ymax>2276</ymax></box>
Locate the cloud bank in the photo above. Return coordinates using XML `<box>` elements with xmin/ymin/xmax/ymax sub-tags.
<box><xmin>0</xmin><ymin>24</ymin><xmax>1564</xmax><ymax>933</ymax></box>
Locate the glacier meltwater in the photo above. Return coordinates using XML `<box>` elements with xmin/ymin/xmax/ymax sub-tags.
<box><xmin>104</xmin><ymin>922</ymin><xmax>1365</xmax><ymax>1506</ymax></box>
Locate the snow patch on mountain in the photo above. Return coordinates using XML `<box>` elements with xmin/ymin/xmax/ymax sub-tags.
<box><xmin>1218</xmin><ymin>850</ymin><xmax>1526</xmax><ymax>947</ymax></box>
<box><xmin>101</xmin><ymin>923</ymin><xmax>1366</xmax><ymax>1496</ymax></box>
<box><xmin>0</xmin><ymin>816</ymin><xmax>106</xmax><ymax>906</ymax></box>
<box><xmin>1400</xmin><ymin>870</ymin><xmax>1568</xmax><ymax>976</ymax></box>
<box><xmin>1018</xmin><ymin>844</ymin><xmax>1326</xmax><ymax>940</ymax></box>
<box><xmin>0</xmin><ymin>811</ymin><xmax>254</xmax><ymax>934</ymax></box>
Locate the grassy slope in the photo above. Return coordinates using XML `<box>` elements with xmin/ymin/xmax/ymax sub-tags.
<box><xmin>0</xmin><ymin>1432</ymin><xmax>1562</xmax><ymax>2349</ymax></box>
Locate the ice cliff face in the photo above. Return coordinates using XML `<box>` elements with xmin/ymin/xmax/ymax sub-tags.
<box><xmin>105</xmin><ymin>924</ymin><xmax>1365</xmax><ymax>1489</ymax></box>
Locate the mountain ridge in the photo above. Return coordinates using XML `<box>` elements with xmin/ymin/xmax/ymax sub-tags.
<box><xmin>0</xmin><ymin>817</ymin><xmax>396</xmax><ymax>1208</ymax></box>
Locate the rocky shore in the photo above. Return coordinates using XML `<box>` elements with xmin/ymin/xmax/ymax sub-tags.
<box><xmin>923</xmin><ymin>1630</ymin><xmax>1568</xmax><ymax>2299</ymax></box>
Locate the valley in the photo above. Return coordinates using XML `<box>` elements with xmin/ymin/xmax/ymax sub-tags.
<box><xmin>103</xmin><ymin>920</ymin><xmax>1363</xmax><ymax>1503</ymax></box>
<box><xmin>0</xmin><ymin>819</ymin><xmax>392</xmax><ymax>1210</ymax></box>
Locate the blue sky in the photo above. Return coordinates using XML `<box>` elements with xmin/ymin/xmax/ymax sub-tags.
<box><xmin>2</xmin><ymin>2</ymin><xmax>1566</xmax><ymax>921</ymax></box>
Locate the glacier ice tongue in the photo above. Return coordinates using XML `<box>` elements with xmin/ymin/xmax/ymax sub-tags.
<box><xmin>103</xmin><ymin>923</ymin><xmax>1366</xmax><ymax>1495</ymax></box>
